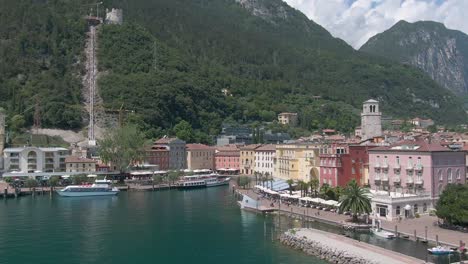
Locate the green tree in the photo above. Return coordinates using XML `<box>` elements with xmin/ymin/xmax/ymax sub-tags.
<box><xmin>286</xmin><ymin>179</ymin><xmax>294</xmax><ymax>195</ymax></box>
<box><xmin>25</xmin><ymin>178</ymin><xmax>38</xmax><ymax>190</ymax></box>
<box><xmin>427</xmin><ymin>125</ymin><xmax>437</xmax><ymax>133</ymax></box>
<box><xmin>339</xmin><ymin>180</ymin><xmax>372</xmax><ymax>222</ymax></box>
<box><xmin>10</xmin><ymin>115</ymin><xmax>26</xmax><ymax>132</ymax></box>
<box><xmin>72</xmin><ymin>175</ymin><xmax>88</xmax><ymax>185</ymax></box>
<box><xmin>436</xmin><ymin>184</ymin><xmax>468</xmax><ymax>227</ymax></box>
<box><xmin>297</xmin><ymin>180</ymin><xmax>306</xmax><ymax>197</ymax></box>
<box><xmin>167</xmin><ymin>171</ymin><xmax>182</xmax><ymax>186</ymax></box>
<box><xmin>48</xmin><ymin>176</ymin><xmax>60</xmax><ymax>187</ymax></box>
<box><xmin>237</xmin><ymin>176</ymin><xmax>251</xmax><ymax>189</ymax></box>
<box><xmin>98</xmin><ymin>125</ymin><xmax>148</xmax><ymax>173</ymax></box>
<box><xmin>173</xmin><ymin>120</ymin><xmax>193</xmax><ymax>143</ymax></box>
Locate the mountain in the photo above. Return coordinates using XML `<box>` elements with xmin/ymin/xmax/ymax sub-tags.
<box><xmin>360</xmin><ymin>20</ymin><xmax>468</xmax><ymax>96</ymax></box>
<box><xmin>0</xmin><ymin>0</ymin><xmax>466</xmax><ymax>141</ymax></box>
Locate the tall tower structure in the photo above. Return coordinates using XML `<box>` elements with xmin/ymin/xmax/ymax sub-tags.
<box><xmin>361</xmin><ymin>99</ymin><xmax>382</xmax><ymax>141</ymax></box>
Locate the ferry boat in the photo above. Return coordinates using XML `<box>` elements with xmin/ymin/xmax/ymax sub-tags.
<box><xmin>177</xmin><ymin>174</ymin><xmax>230</xmax><ymax>189</ymax></box>
<box><xmin>56</xmin><ymin>183</ymin><xmax>119</xmax><ymax>197</ymax></box>
<box><xmin>428</xmin><ymin>246</ymin><xmax>454</xmax><ymax>255</ymax></box>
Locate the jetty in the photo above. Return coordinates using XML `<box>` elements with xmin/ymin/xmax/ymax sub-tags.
<box><xmin>280</xmin><ymin>228</ymin><xmax>425</xmax><ymax>264</ymax></box>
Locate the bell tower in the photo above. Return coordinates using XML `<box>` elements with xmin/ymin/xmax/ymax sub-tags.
<box><xmin>361</xmin><ymin>99</ymin><xmax>382</xmax><ymax>140</ymax></box>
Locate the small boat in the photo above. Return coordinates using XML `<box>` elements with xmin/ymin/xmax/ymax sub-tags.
<box><xmin>56</xmin><ymin>183</ymin><xmax>119</xmax><ymax>197</ymax></box>
<box><xmin>371</xmin><ymin>228</ymin><xmax>395</xmax><ymax>239</ymax></box>
<box><xmin>428</xmin><ymin>246</ymin><xmax>454</xmax><ymax>255</ymax></box>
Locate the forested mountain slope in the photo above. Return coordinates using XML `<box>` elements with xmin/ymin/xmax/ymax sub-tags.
<box><xmin>1</xmin><ymin>0</ymin><xmax>466</xmax><ymax>139</ymax></box>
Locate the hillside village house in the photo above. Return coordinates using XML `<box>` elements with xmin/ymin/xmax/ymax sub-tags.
<box><xmin>186</xmin><ymin>144</ymin><xmax>215</xmax><ymax>170</ymax></box>
<box><xmin>369</xmin><ymin>140</ymin><xmax>466</xmax><ymax>221</ymax></box>
<box><xmin>4</xmin><ymin>147</ymin><xmax>69</xmax><ymax>173</ymax></box>
<box><xmin>278</xmin><ymin>112</ymin><xmax>298</xmax><ymax>126</ymax></box>
<box><xmin>275</xmin><ymin>143</ymin><xmax>320</xmax><ymax>182</ymax></box>
<box><xmin>65</xmin><ymin>156</ymin><xmax>96</xmax><ymax>173</ymax></box>
<box><xmin>145</xmin><ymin>145</ymin><xmax>170</xmax><ymax>170</ymax></box>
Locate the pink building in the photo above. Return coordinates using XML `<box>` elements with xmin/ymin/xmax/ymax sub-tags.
<box><xmin>215</xmin><ymin>145</ymin><xmax>240</xmax><ymax>172</ymax></box>
<box><xmin>319</xmin><ymin>144</ymin><xmax>348</xmax><ymax>187</ymax></box>
<box><xmin>369</xmin><ymin>140</ymin><xmax>466</xmax><ymax>220</ymax></box>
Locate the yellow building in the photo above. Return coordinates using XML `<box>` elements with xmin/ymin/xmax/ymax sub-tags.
<box><xmin>278</xmin><ymin>112</ymin><xmax>298</xmax><ymax>126</ymax></box>
<box><xmin>275</xmin><ymin>143</ymin><xmax>320</xmax><ymax>181</ymax></box>
<box><xmin>65</xmin><ymin>156</ymin><xmax>96</xmax><ymax>173</ymax></box>
<box><xmin>186</xmin><ymin>144</ymin><xmax>215</xmax><ymax>170</ymax></box>
<box><xmin>240</xmin><ymin>144</ymin><xmax>261</xmax><ymax>175</ymax></box>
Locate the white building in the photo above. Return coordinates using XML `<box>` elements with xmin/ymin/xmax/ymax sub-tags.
<box><xmin>254</xmin><ymin>144</ymin><xmax>276</xmax><ymax>177</ymax></box>
<box><xmin>105</xmin><ymin>8</ymin><xmax>123</xmax><ymax>25</ymax></box>
<box><xmin>361</xmin><ymin>99</ymin><xmax>382</xmax><ymax>141</ymax></box>
<box><xmin>4</xmin><ymin>147</ymin><xmax>69</xmax><ymax>173</ymax></box>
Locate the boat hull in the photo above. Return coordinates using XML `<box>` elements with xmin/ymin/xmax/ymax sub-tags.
<box><xmin>428</xmin><ymin>249</ymin><xmax>454</xmax><ymax>255</ymax></box>
<box><xmin>206</xmin><ymin>180</ymin><xmax>230</xmax><ymax>187</ymax></box>
<box><xmin>371</xmin><ymin>229</ymin><xmax>395</xmax><ymax>239</ymax></box>
<box><xmin>56</xmin><ymin>190</ymin><xmax>119</xmax><ymax>197</ymax></box>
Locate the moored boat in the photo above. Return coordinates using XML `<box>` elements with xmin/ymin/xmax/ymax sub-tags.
<box><xmin>371</xmin><ymin>228</ymin><xmax>395</xmax><ymax>239</ymax></box>
<box><xmin>428</xmin><ymin>246</ymin><xmax>454</xmax><ymax>255</ymax></box>
<box><xmin>56</xmin><ymin>183</ymin><xmax>119</xmax><ymax>197</ymax></box>
<box><xmin>177</xmin><ymin>174</ymin><xmax>230</xmax><ymax>189</ymax></box>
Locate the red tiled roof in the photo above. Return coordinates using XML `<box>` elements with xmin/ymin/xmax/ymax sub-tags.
<box><xmin>155</xmin><ymin>137</ymin><xmax>180</xmax><ymax>144</ymax></box>
<box><xmin>240</xmin><ymin>144</ymin><xmax>262</xmax><ymax>150</ymax></box>
<box><xmin>256</xmin><ymin>144</ymin><xmax>276</xmax><ymax>151</ymax></box>
<box><xmin>370</xmin><ymin>140</ymin><xmax>450</xmax><ymax>152</ymax></box>
<box><xmin>186</xmin><ymin>144</ymin><xmax>212</xmax><ymax>150</ymax></box>
<box><xmin>65</xmin><ymin>156</ymin><xmax>96</xmax><ymax>163</ymax></box>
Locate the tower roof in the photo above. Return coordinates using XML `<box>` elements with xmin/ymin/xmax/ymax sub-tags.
<box><xmin>364</xmin><ymin>99</ymin><xmax>379</xmax><ymax>104</ymax></box>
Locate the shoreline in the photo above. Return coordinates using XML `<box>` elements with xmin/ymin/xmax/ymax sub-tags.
<box><xmin>280</xmin><ymin>228</ymin><xmax>424</xmax><ymax>264</ymax></box>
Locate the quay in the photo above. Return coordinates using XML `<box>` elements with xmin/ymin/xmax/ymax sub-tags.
<box><xmin>234</xmin><ymin>187</ymin><xmax>468</xmax><ymax>248</ymax></box>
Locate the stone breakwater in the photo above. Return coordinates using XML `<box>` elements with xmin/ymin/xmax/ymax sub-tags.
<box><xmin>280</xmin><ymin>231</ymin><xmax>376</xmax><ymax>264</ymax></box>
<box><xmin>279</xmin><ymin>228</ymin><xmax>422</xmax><ymax>264</ymax></box>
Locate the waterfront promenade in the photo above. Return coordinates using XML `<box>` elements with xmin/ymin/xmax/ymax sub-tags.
<box><xmin>236</xmin><ymin>187</ymin><xmax>468</xmax><ymax>247</ymax></box>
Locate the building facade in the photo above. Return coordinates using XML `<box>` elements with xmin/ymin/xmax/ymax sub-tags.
<box><xmin>65</xmin><ymin>156</ymin><xmax>96</xmax><ymax>173</ymax></box>
<box><xmin>155</xmin><ymin>138</ymin><xmax>186</xmax><ymax>170</ymax></box>
<box><xmin>186</xmin><ymin>144</ymin><xmax>215</xmax><ymax>170</ymax></box>
<box><xmin>145</xmin><ymin>145</ymin><xmax>170</xmax><ymax>170</ymax></box>
<box><xmin>369</xmin><ymin>140</ymin><xmax>466</xmax><ymax>220</ymax></box>
<box><xmin>319</xmin><ymin>144</ymin><xmax>348</xmax><ymax>187</ymax></box>
<box><xmin>4</xmin><ymin>147</ymin><xmax>69</xmax><ymax>173</ymax></box>
<box><xmin>275</xmin><ymin>143</ymin><xmax>320</xmax><ymax>182</ymax></box>
<box><xmin>215</xmin><ymin>145</ymin><xmax>240</xmax><ymax>170</ymax></box>
<box><xmin>361</xmin><ymin>99</ymin><xmax>382</xmax><ymax>141</ymax></box>
<box><xmin>348</xmin><ymin>145</ymin><xmax>376</xmax><ymax>186</ymax></box>
<box><xmin>254</xmin><ymin>144</ymin><xmax>276</xmax><ymax>177</ymax></box>
<box><xmin>278</xmin><ymin>112</ymin><xmax>298</xmax><ymax>126</ymax></box>
<box><xmin>240</xmin><ymin>144</ymin><xmax>261</xmax><ymax>175</ymax></box>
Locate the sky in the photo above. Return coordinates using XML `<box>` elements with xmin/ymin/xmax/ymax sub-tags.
<box><xmin>283</xmin><ymin>0</ymin><xmax>468</xmax><ymax>49</ymax></box>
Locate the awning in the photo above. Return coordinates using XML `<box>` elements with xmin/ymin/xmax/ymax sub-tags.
<box><xmin>404</xmin><ymin>204</ymin><xmax>412</xmax><ymax>210</ymax></box>
<box><xmin>87</xmin><ymin>174</ymin><xmax>98</xmax><ymax>178</ymax></box>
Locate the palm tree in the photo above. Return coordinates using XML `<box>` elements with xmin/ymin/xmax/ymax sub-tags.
<box><xmin>309</xmin><ymin>177</ymin><xmax>319</xmax><ymax>197</ymax></box>
<box><xmin>339</xmin><ymin>180</ymin><xmax>372</xmax><ymax>222</ymax></box>
<box><xmin>286</xmin><ymin>179</ymin><xmax>294</xmax><ymax>195</ymax></box>
<box><xmin>297</xmin><ymin>180</ymin><xmax>306</xmax><ymax>197</ymax></box>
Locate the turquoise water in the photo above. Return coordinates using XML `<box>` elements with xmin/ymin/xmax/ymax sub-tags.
<box><xmin>0</xmin><ymin>188</ymin><xmax>325</xmax><ymax>264</ymax></box>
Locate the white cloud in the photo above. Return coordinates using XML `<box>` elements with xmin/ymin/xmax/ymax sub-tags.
<box><xmin>283</xmin><ymin>0</ymin><xmax>468</xmax><ymax>49</ymax></box>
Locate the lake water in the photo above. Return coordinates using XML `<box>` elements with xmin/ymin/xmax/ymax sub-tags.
<box><xmin>0</xmin><ymin>187</ymin><xmax>464</xmax><ymax>264</ymax></box>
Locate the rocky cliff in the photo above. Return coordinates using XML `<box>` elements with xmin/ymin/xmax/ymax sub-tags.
<box><xmin>360</xmin><ymin>20</ymin><xmax>468</xmax><ymax>96</ymax></box>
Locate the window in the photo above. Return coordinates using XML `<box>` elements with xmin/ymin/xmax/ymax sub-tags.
<box><xmin>396</xmin><ymin>156</ymin><xmax>400</xmax><ymax>165</ymax></box>
<box><xmin>438</xmin><ymin>169</ymin><xmax>443</xmax><ymax>181</ymax></box>
<box><xmin>352</xmin><ymin>167</ymin><xmax>356</xmax><ymax>174</ymax></box>
<box><xmin>423</xmin><ymin>203</ymin><xmax>427</xmax><ymax>213</ymax></box>
<box><xmin>456</xmin><ymin>169</ymin><xmax>461</xmax><ymax>180</ymax></box>
<box><xmin>396</xmin><ymin>206</ymin><xmax>401</xmax><ymax>216</ymax></box>
<box><xmin>447</xmin><ymin>168</ymin><xmax>452</xmax><ymax>183</ymax></box>
<box><xmin>414</xmin><ymin>204</ymin><xmax>418</xmax><ymax>214</ymax></box>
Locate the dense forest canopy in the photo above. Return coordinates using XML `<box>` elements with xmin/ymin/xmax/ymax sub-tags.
<box><xmin>1</xmin><ymin>0</ymin><xmax>466</xmax><ymax>140</ymax></box>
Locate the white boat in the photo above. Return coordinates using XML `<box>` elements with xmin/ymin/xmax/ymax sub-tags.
<box><xmin>205</xmin><ymin>177</ymin><xmax>230</xmax><ymax>187</ymax></box>
<box><xmin>371</xmin><ymin>228</ymin><xmax>395</xmax><ymax>239</ymax></box>
<box><xmin>428</xmin><ymin>246</ymin><xmax>454</xmax><ymax>255</ymax></box>
<box><xmin>177</xmin><ymin>174</ymin><xmax>230</xmax><ymax>189</ymax></box>
<box><xmin>56</xmin><ymin>183</ymin><xmax>119</xmax><ymax>197</ymax></box>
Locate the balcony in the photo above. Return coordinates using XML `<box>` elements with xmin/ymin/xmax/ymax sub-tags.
<box><xmin>393</xmin><ymin>163</ymin><xmax>400</xmax><ymax>170</ymax></box>
<box><xmin>381</xmin><ymin>162</ymin><xmax>389</xmax><ymax>169</ymax></box>
<box><xmin>381</xmin><ymin>174</ymin><xmax>389</xmax><ymax>182</ymax></box>
<box><xmin>415</xmin><ymin>178</ymin><xmax>424</xmax><ymax>185</ymax></box>
<box><xmin>374</xmin><ymin>163</ymin><xmax>381</xmax><ymax>168</ymax></box>
<box><xmin>406</xmin><ymin>177</ymin><xmax>414</xmax><ymax>184</ymax></box>
<box><xmin>415</xmin><ymin>164</ymin><xmax>423</xmax><ymax>171</ymax></box>
<box><xmin>392</xmin><ymin>176</ymin><xmax>401</xmax><ymax>183</ymax></box>
<box><xmin>374</xmin><ymin>174</ymin><xmax>381</xmax><ymax>181</ymax></box>
<box><xmin>406</xmin><ymin>164</ymin><xmax>414</xmax><ymax>171</ymax></box>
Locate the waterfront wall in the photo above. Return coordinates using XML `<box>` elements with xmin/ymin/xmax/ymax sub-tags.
<box><xmin>280</xmin><ymin>230</ymin><xmax>376</xmax><ymax>264</ymax></box>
